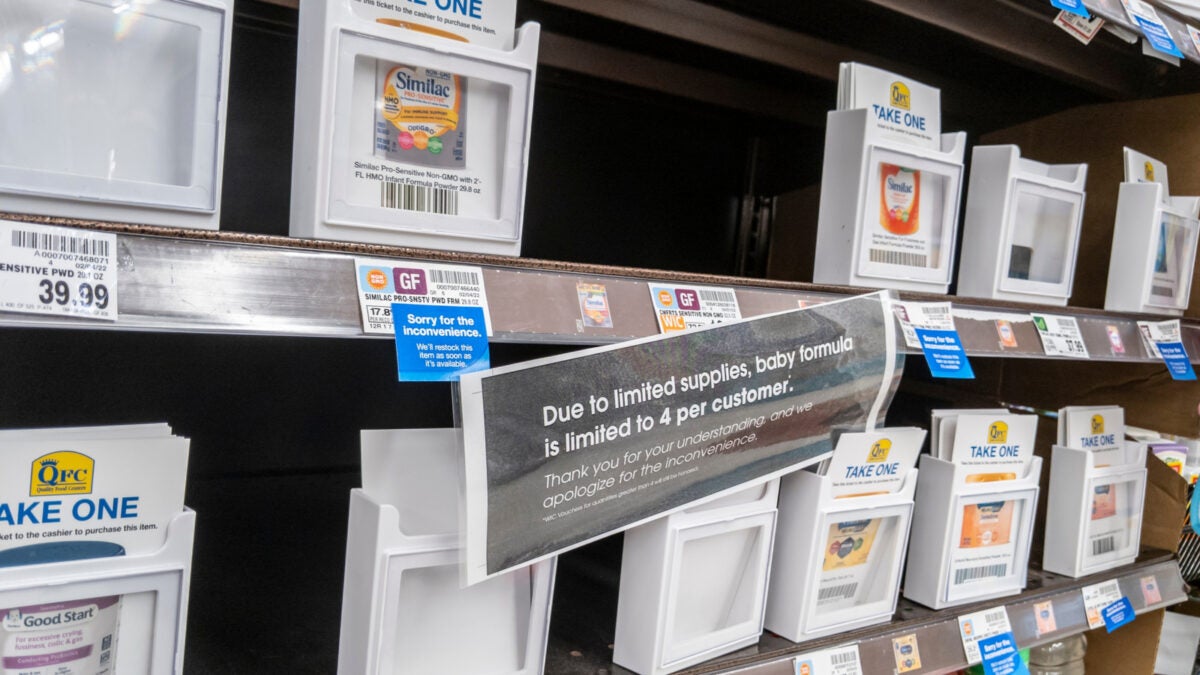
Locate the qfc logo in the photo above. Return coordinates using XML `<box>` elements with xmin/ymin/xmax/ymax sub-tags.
<box><xmin>868</xmin><ymin>438</ymin><xmax>892</xmax><ymax>463</ymax></box>
<box><xmin>30</xmin><ymin>451</ymin><xmax>94</xmax><ymax>497</ymax></box>
<box><xmin>890</xmin><ymin>81</ymin><xmax>911</xmax><ymax>110</ymax></box>
<box><xmin>988</xmin><ymin>421</ymin><xmax>1008</xmax><ymax>444</ymax></box>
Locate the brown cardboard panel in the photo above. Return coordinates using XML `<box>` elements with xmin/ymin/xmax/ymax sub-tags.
<box><xmin>979</xmin><ymin>93</ymin><xmax>1200</xmax><ymax>315</ymax></box>
<box><xmin>1084</xmin><ymin>608</ymin><xmax>1165</xmax><ymax>674</ymax></box>
<box><xmin>1144</xmin><ymin>454</ymin><xmax>1190</xmax><ymax>554</ymax></box>
<box><xmin>765</xmin><ymin>184</ymin><xmax>821</xmax><ymax>282</ymax></box>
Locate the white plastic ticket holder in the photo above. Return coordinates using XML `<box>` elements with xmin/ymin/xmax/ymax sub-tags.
<box><xmin>902</xmin><ymin>455</ymin><xmax>1042</xmax><ymax>610</ymax></box>
<box><xmin>0</xmin><ymin>0</ymin><xmax>232</xmax><ymax>230</ymax></box>
<box><xmin>1043</xmin><ymin>443</ymin><xmax>1147</xmax><ymax>578</ymax></box>
<box><xmin>813</xmin><ymin>108</ymin><xmax>967</xmax><ymax>293</ymax></box>
<box><xmin>1105</xmin><ymin>183</ymin><xmax>1200</xmax><ymax>316</ymax></box>
<box><xmin>0</xmin><ymin>509</ymin><xmax>196</xmax><ymax>674</ymax></box>
<box><xmin>291</xmin><ymin>1</ymin><xmax>539</xmax><ymax>254</ymax></box>
<box><xmin>614</xmin><ymin>481</ymin><xmax>779</xmax><ymax>675</ymax></box>
<box><xmin>958</xmin><ymin>145</ymin><xmax>1087</xmax><ymax>306</ymax></box>
<box><xmin>764</xmin><ymin>468</ymin><xmax>917</xmax><ymax>642</ymax></box>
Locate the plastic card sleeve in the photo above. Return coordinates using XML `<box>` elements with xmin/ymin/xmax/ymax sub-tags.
<box><xmin>0</xmin><ymin>509</ymin><xmax>195</xmax><ymax>675</ymax></box>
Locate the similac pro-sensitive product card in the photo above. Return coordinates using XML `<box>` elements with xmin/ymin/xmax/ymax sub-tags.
<box><xmin>947</xmin><ymin>414</ymin><xmax>1037</xmax><ymax>482</ymax></box>
<box><xmin>825</xmin><ymin>428</ymin><xmax>925</xmax><ymax>498</ymax></box>
<box><xmin>1058</xmin><ymin>406</ymin><xmax>1125</xmax><ymax>467</ymax></box>
<box><xmin>0</xmin><ymin>427</ymin><xmax>189</xmax><ymax>559</ymax></box>
<box><xmin>837</xmin><ymin>63</ymin><xmax>942</xmax><ymax>149</ymax></box>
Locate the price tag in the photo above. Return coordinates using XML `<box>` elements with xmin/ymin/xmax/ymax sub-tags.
<box><xmin>1082</xmin><ymin>579</ymin><xmax>1123</xmax><ymax>629</ymax></box>
<box><xmin>648</xmin><ymin>283</ymin><xmax>741</xmax><ymax>333</ymax></box>
<box><xmin>1033</xmin><ymin>600</ymin><xmax>1058</xmax><ymax>636</ymax></box>
<box><xmin>794</xmin><ymin>644</ymin><xmax>862</xmax><ymax>675</ymax></box>
<box><xmin>892</xmin><ymin>633</ymin><xmax>922</xmax><ymax>673</ymax></box>
<box><xmin>1188</xmin><ymin>24</ymin><xmax>1200</xmax><ymax>55</ymax></box>
<box><xmin>0</xmin><ymin>220</ymin><xmax>117</xmax><ymax>321</ymax></box>
<box><xmin>1138</xmin><ymin>320</ymin><xmax>1196</xmax><ymax>380</ymax></box>
<box><xmin>1055</xmin><ymin>11</ymin><xmax>1105</xmax><ymax>43</ymax></box>
<box><xmin>354</xmin><ymin>258</ymin><xmax>492</xmax><ymax>336</ymax></box>
<box><xmin>577</xmin><ymin>282</ymin><xmax>613</xmax><ymax>328</ymax></box>
<box><xmin>1120</xmin><ymin>0</ymin><xmax>1184</xmax><ymax>57</ymax></box>
<box><xmin>1141</xmin><ymin>575</ymin><xmax>1163</xmax><ymax>605</ymax></box>
<box><xmin>958</xmin><ymin>607</ymin><xmax>1014</xmax><ymax>664</ymax></box>
<box><xmin>978</xmin><ymin>632</ymin><xmax>1030</xmax><ymax>675</ymax></box>
<box><xmin>1051</xmin><ymin>0</ymin><xmax>1090</xmax><ymax>18</ymax></box>
<box><xmin>1032</xmin><ymin>314</ymin><xmax>1089</xmax><ymax>358</ymax></box>
<box><xmin>895</xmin><ymin>301</ymin><xmax>974</xmax><ymax>379</ymax></box>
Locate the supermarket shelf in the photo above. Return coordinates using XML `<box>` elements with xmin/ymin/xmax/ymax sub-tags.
<box><xmin>546</xmin><ymin>552</ymin><xmax>1186</xmax><ymax>675</ymax></box>
<box><xmin>1</xmin><ymin>215</ymin><xmax>1199</xmax><ymax>363</ymax></box>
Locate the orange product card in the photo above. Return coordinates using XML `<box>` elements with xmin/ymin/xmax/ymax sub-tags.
<box><xmin>960</xmin><ymin>501</ymin><xmax>1014</xmax><ymax>548</ymax></box>
<box><xmin>1091</xmin><ymin>484</ymin><xmax>1117</xmax><ymax>520</ymax></box>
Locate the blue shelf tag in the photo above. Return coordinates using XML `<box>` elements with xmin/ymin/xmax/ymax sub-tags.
<box><xmin>1102</xmin><ymin>596</ymin><xmax>1135</xmax><ymax>632</ymax></box>
<box><xmin>916</xmin><ymin>328</ymin><xmax>975</xmax><ymax>379</ymax></box>
<box><xmin>1123</xmin><ymin>1</ymin><xmax>1185</xmax><ymax>57</ymax></box>
<box><xmin>1157</xmin><ymin>342</ymin><xmax>1197</xmax><ymax>380</ymax></box>
<box><xmin>1051</xmin><ymin>0</ymin><xmax>1090</xmax><ymax>18</ymax></box>
<box><xmin>393</xmin><ymin>303</ymin><xmax>490</xmax><ymax>381</ymax></box>
<box><xmin>978</xmin><ymin>632</ymin><xmax>1029</xmax><ymax>675</ymax></box>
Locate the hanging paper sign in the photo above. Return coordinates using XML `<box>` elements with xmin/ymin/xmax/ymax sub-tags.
<box><xmin>460</xmin><ymin>292</ymin><xmax>902</xmax><ymax>583</ymax></box>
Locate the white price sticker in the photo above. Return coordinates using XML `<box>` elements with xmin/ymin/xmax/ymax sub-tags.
<box><xmin>1055</xmin><ymin>10</ymin><xmax>1105</xmax><ymax>44</ymax></box>
<box><xmin>1082</xmin><ymin>579</ymin><xmax>1123</xmax><ymax>629</ymax></box>
<box><xmin>354</xmin><ymin>258</ymin><xmax>492</xmax><ymax>336</ymax></box>
<box><xmin>1032</xmin><ymin>314</ymin><xmax>1089</xmax><ymax>358</ymax></box>
<box><xmin>794</xmin><ymin>644</ymin><xmax>862</xmax><ymax>675</ymax></box>
<box><xmin>958</xmin><ymin>607</ymin><xmax>1014</xmax><ymax>664</ymax></box>
<box><xmin>893</xmin><ymin>301</ymin><xmax>955</xmax><ymax>348</ymax></box>
<box><xmin>0</xmin><ymin>220</ymin><xmax>117</xmax><ymax>321</ymax></box>
<box><xmin>647</xmin><ymin>283</ymin><xmax>741</xmax><ymax>333</ymax></box>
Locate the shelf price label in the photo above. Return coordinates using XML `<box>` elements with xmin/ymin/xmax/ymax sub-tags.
<box><xmin>1082</xmin><ymin>579</ymin><xmax>1125</xmax><ymax>629</ymax></box>
<box><xmin>0</xmin><ymin>220</ymin><xmax>117</xmax><ymax>321</ymax></box>
<box><xmin>958</xmin><ymin>607</ymin><xmax>1014</xmax><ymax>665</ymax></box>
<box><xmin>354</xmin><ymin>258</ymin><xmax>492</xmax><ymax>336</ymax></box>
<box><xmin>794</xmin><ymin>644</ymin><xmax>862</xmax><ymax>675</ymax></box>
<box><xmin>1031</xmin><ymin>313</ymin><xmax>1089</xmax><ymax>358</ymax></box>
<box><xmin>1121</xmin><ymin>0</ymin><xmax>1184</xmax><ymax>57</ymax></box>
<box><xmin>648</xmin><ymin>283</ymin><xmax>741</xmax><ymax>333</ymax></box>
<box><xmin>1137</xmin><ymin>319</ymin><xmax>1196</xmax><ymax>380</ymax></box>
<box><xmin>894</xmin><ymin>301</ymin><xmax>975</xmax><ymax>379</ymax></box>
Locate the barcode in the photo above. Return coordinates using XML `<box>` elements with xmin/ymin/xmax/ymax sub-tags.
<box><xmin>818</xmin><ymin>582</ymin><xmax>858</xmax><ymax>603</ymax></box>
<box><xmin>698</xmin><ymin>289</ymin><xmax>736</xmax><ymax>305</ymax></box>
<box><xmin>869</xmin><ymin>248</ymin><xmax>927</xmax><ymax>267</ymax></box>
<box><xmin>428</xmin><ymin>268</ymin><xmax>479</xmax><ymax>287</ymax></box>
<box><xmin>11</xmin><ymin>230</ymin><xmax>109</xmax><ymax>258</ymax></box>
<box><xmin>985</xmin><ymin>609</ymin><xmax>1008</xmax><ymax>625</ymax></box>
<box><xmin>831</xmin><ymin>651</ymin><xmax>858</xmax><ymax>665</ymax></box>
<box><xmin>1093</xmin><ymin>536</ymin><xmax>1116</xmax><ymax>556</ymax></box>
<box><xmin>380</xmin><ymin>181</ymin><xmax>459</xmax><ymax>215</ymax></box>
<box><xmin>954</xmin><ymin>564</ymin><xmax>1008</xmax><ymax>584</ymax></box>
<box><xmin>1152</xmin><ymin>285</ymin><xmax>1175</xmax><ymax>298</ymax></box>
